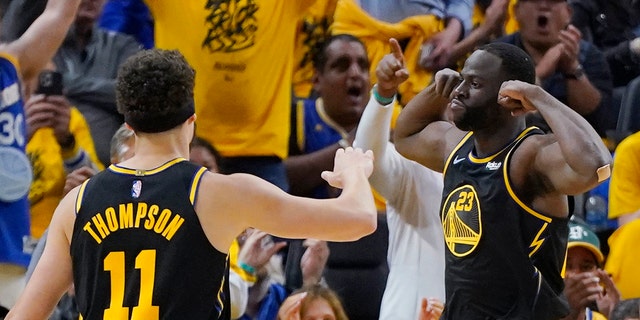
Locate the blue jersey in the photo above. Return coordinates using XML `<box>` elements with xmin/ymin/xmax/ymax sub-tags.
<box><xmin>291</xmin><ymin>98</ymin><xmax>347</xmax><ymax>199</ymax></box>
<box><xmin>0</xmin><ymin>53</ymin><xmax>32</xmax><ymax>268</ymax></box>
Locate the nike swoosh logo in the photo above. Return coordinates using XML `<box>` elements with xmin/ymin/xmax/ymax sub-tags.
<box><xmin>453</xmin><ymin>156</ymin><xmax>465</xmax><ymax>164</ymax></box>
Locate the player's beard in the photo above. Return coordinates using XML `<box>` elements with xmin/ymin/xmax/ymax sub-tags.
<box><xmin>454</xmin><ymin>106</ymin><xmax>493</xmax><ymax>132</ymax></box>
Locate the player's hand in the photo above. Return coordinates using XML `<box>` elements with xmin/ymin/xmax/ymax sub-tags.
<box><xmin>45</xmin><ymin>95</ymin><xmax>73</xmax><ymax>147</ymax></box>
<box><xmin>498</xmin><ymin>80</ymin><xmax>538</xmax><ymax>116</ymax></box>
<box><xmin>595</xmin><ymin>269</ymin><xmax>621</xmax><ymax>318</ymax></box>
<box><xmin>237</xmin><ymin>229</ymin><xmax>287</xmax><ymax>271</ymax></box>
<box><xmin>321</xmin><ymin>147</ymin><xmax>374</xmax><ymax>189</ymax></box>
<box><xmin>557</xmin><ymin>25</ymin><xmax>582</xmax><ymax>75</ymax></box>
<box><xmin>24</xmin><ymin>94</ymin><xmax>55</xmax><ymax>142</ymax></box>
<box><xmin>433</xmin><ymin>68</ymin><xmax>461</xmax><ymax>100</ymax></box>
<box><xmin>563</xmin><ymin>271</ymin><xmax>603</xmax><ymax>310</ymax></box>
<box><xmin>419</xmin><ymin>22</ymin><xmax>460</xmax><ymax>71</ymax></box>
<box><xmin>419</xmin><ymin>297</ymin><xmax>444</xmax><ymax>320</ymax></box>
<box><xmin>301</xmin><ymin>239</ymin><xmax>329</xmax><ymax>286</ymax></box>
<box><xmin>376</xmin><ymin>38</ymin><xmax>409</xmax><ymax>98</ymax></box>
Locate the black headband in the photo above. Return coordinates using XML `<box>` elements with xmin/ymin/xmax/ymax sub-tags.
<box><xmin>125</xmin><ymin>100</ymin><xmax>195</xmax><ymax>133</ymax></box>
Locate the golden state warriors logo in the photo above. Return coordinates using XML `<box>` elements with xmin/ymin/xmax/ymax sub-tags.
<box><xmin>203</xmin><ymin>0</ymin><xmax>259</xmax><ymax>53</ymax></box>
<box><xmin>442</xmin><ymin>185</ymin><xmax>482</xmax><ymax>257</ymax></box>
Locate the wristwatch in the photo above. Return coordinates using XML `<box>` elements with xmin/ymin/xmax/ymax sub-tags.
<box><xmin>564</xmin><ymin>64</ymin><xmax>584</xmax><ymax>80</ymax></box>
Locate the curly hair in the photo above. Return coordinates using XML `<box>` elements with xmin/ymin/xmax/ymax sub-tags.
<box><xmin>116</xmin><ymin>49</ymin><xmax>195</xmax><ymax>132</ymax></box>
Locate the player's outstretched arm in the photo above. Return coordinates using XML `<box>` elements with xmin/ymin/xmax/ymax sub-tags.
<box><xmin>197</xmin><ymin>147</ymin><xmax>377</xmax><ymax>252</ymax></box>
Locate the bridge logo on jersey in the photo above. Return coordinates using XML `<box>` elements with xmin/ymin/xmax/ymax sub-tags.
<box><xmin>203</xmin><ymin>0</ymin><xmax>259</xmax><ymax>53</ymax></box>
<box><xmin>442</xmin><ymin>185</ymin><xmax>482</xmax><ymax>257</ymax></box>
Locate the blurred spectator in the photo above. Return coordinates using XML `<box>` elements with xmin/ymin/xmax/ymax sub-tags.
<box><xmin>54</xmin><ymin>0</ymin><xmax>142</xmax><ymax>167</ymax></box>
<box><xmin>236</xmin><ymin>230</ymin><xmax>329</xmax><ymax>320</ymax></box>
<box><xmin>562</xmin><ymin>219</ymin><xmax>621</xmax><ymax>320</ymax></box>
<box><xmin>0</xmin><ymin>0</ymin><xmax>142</xmax><ymax>168</ymax></box>
<box><xmin>24</xmin><ymin>66</ymin><xmax>103</xmax><ymax>240</ymax></box>
<box><xmin>0</xmin><ymin>0</ymin><xmax>81</xmax><ymax>311</ymax></box>
<box><xmin>332</xmin><ymin>0</ymin><xmax>470</xmax><ymax>105</ymax></box>
<box><xmin>353</xmin><ymin>38</ymin><xmax>445</xmax><ymax>319</ymax></box>
<box><xmin>447</xmin><ymin>0</ymin><xmax>511</xmax><ymax>67</ymax></box>
<box><xmin>497</xmin><ymin>0</ymin><xmax>614</xmax><ymax>136</ymax></box>
<box><xmin>285</xmin><ymin>34</ymin><xmax>390</xmax><ymax>318</ymax></box>
<box><xmin>606</xmin><ymin>131</ymin><xmax>640</xmax><ymax>300</ymax></box>
<box><xmin>99</xmin><ymin>0</ymin><xmax>154</xmax><ymax>49</ymax></box>
<box><xmin>609</xmin><ymin>298</ymin><xmax>640</xmax><ymax>320</ymax></box>
<box><xmin>286</xmin><ymin>34</ymin><xmax>369</xmax><ymax>199</ymax></box>
<box><xmin>277</xmin><ymin>284</ymin><xmax>349</xmax><ymax>320</ymax></box>
<box><xmin>190</xmin><ymin>136</ymin><xmax>221</xmax><ymax>173</ymax></box>
<box><xmin>569</xmin><ymin>0</ymin><xmax>640</xmax><ymax>88</ymax></box>
<box><xmin>107</xmin><ymin>123</ymin><xmax>134</xmax><ymax>165</ymax></box>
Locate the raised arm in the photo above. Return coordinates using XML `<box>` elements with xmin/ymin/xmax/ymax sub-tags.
<box><xmin>393</xmin><ymin>68</ymin><xmax>465</xmax><ymax>173</ymax></box>
<box><xmin>2</xmin><ymin>0</ymin><xmax>81</xmax><ymax>81</ymax></box>
<box><xmin>498</xmin><ymin>81</ymin><xmax>612</xmax><ymax>195</ymax></box>
<box><xmin>354</xmin><ymin>38</ymin><xmax>409</xmax><ymax>195</ymax></box>
<box><xmin>198</xmin><ymin>147</ymin><xmax>377</xmax><ymax>252</ymax></box>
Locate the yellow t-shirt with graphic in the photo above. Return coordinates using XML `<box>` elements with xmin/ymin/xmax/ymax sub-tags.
<box><xmin>292</xmin><ymin>0</ymin><xmax>338</xmax><ymax>99</ymax></box>
<box><xmin>26</xmin><ymin>107</ymin><xmax>103</xmax><ymax>238</ymax></box>
<box><xmin>145</xmin><ymin>0</ymin><xmax>316</xmax><ymax>159</ymax></box>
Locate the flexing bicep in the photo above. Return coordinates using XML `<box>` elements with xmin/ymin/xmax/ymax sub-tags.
<box><xmin>396</xmin><ymin>121</ymin><xmax>461</xmax><ymax>173</ymax></box>
<box><xmin>533</xmin><ymin>140</ymin><xmax>601</xmax><ymax>196</ymax></box>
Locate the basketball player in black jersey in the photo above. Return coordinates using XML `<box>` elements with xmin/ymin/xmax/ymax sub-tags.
<box><xmin>393</xmin><ymin>42</ymin><xmax>612</xmax><ymax>319</ymax></box>
<box><xmin>7</xmin><ymin>49</ymin><xmax>377</xmax><ymax>320</ymax></box>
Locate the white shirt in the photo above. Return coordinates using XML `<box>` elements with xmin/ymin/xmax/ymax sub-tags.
<box><xmin>354</xmin><ymin>96</ymin><xmax>445</xmax><ymax>320</ymax></box>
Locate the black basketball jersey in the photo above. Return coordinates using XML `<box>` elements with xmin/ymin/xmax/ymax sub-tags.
<box><xmin>440</xmin><ymin>128</ymin><xmax>569</xmax><ymax>320</ymax></box>
<box><xmin>71</xmin><ymin>158</ymin><xmax>230</xmax><ymax>320</ymax></box>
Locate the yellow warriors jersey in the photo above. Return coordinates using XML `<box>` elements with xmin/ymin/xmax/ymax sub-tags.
<box><xmin>145</xmin><ymin>0</ymin><xmax>316</xmax><ymax>159</ymax></box>
<box><xmin>26</xmin><ymin>107</ymin><xmax>103</xmax><ymax>238</ymax></box>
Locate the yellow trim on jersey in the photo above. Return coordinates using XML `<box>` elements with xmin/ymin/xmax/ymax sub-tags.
<box><xmin>500</xmin><ymin>128</ymin><xmax>555</xmax><ymax>257</ymax></box>
<box><xmin>190</xmin><ymin>167</ymin><xmax>208</xmax><ymax>205</ymax></box>
<box><xmin>216</xmin><ymin>255</ymin><xmax>230</xmax><ymax>317</ymax></box>
<box><xmin>561</xmin><ymin>249</ymin><xmax>567</xmax><ymax>278</ymax></box>
<box><xmin>0</xmin><ymin>52</ymin><xmax>21</xmax><ymax>74</ymax></box>
<box><xmin>501</xmin><ymin>131</ymin><xmax>552</xmax><ymax>224</ymax></box>
<box><xmin>443</xmin><ymin>131</ymin><xmax>474</xmax><ymax>177</ymax></box>
<box><xmin>469</xmin><ymin>127</ymin><xmax>538</xmax><ymax>164</ymax></box>
<box><xmin>75</xmin><ymin>179</ymin><xmax>90</xmax><ymax>213</ymax></box>
<box><xmin>315</xmin><ymin>98</ymin><xmax>350</xmax><ymax>141</ymax></box>
<box><xmin>296</xmin><ymin>100</ymin><xmax>305</xmax><ymax>152</ymax></box>
<box><xmin>108</xmin><ymin>158</ymin><xmax>188</xmax><ymax>176</ymax></box>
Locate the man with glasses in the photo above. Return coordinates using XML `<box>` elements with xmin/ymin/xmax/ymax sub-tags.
<box><xmin>497</xmin><ymin>0</ymin><xmax>614</xmax><ymax>137</ymax></box>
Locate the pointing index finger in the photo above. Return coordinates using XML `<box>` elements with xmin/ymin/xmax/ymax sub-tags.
<box><xmin>389</xmin><ymin>38</ymin><xmax>404</xmax><ymax>63</ymax></box>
